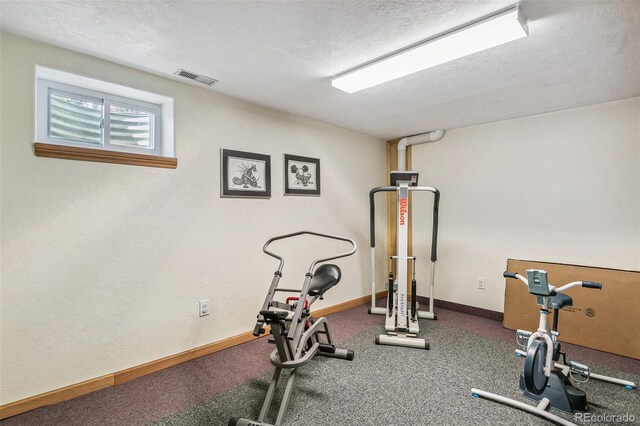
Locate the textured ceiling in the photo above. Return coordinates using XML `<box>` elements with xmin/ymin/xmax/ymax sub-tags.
<box><xmin>1</xmin><ymin>0</ymin><xmax>639</xmax><ymax>139</ymax></box>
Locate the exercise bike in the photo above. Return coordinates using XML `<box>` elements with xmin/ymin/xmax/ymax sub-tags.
<box><xmin>472</xmin><ymin>269</ymin><xmax>637</xmax><ymax>426</ymax></box>
<box><xmin>230</xmin><ymin>231</ymin><xmax>356</xmax><ymax>426</ymax></box>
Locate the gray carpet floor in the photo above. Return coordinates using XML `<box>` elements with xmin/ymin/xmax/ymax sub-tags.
<box><xmin>151</xmin><ymin>320</ymin><xmax>640</xmax><ymax>426</ymax></box>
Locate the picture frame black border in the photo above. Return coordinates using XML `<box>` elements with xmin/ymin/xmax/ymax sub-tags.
<box><xmin>284</xmin><ymin>154</ymin><xmax>321</xmax><ymax>196</ymax></box>
<box><xmin>221</xmin><ymin>149</ymin><xmax>271</xmax><ymax>198</ymax></box>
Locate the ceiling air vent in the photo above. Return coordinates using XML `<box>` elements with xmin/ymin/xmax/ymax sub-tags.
<box><xmin>174</xmin><ymin>69</ymin><xmax>218</xmax><ymax>86</ymax></box>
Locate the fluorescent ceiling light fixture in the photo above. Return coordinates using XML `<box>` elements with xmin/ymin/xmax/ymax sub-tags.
<box><xmin>332</xmin><ymin>6</ymin><xmax>528</xmax><ymax>93</ymax></box>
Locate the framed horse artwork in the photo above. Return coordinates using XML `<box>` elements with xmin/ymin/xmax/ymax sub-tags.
<box><xmin>221</xmin><ymin>149</ymin><xmax>271</xmax><ymax>198</ymax></box>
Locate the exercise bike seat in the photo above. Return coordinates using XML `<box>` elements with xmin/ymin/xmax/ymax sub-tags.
<box><xmin>308</xmin><ymin>264</ymin><xmax>341</xmax><ymax>296</ymax></box>
<box><xmin>549</xmin><ymin>292</ymin><xmax>573</xmax><ymax>309</ymax></box>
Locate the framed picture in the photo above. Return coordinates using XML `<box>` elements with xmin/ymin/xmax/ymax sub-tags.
<box><xmin>284</xmin><ymin>154</ymin><xmax>320</xmax><ymax>196</ymax></box>
<box><xmin>221</xmin><ymin>149</ymin><xmax>271</xmax><ymax>198</ymax></box>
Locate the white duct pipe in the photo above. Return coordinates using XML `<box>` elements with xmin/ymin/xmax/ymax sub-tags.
<box><xmin>397</xmin><ymin>129</ymin><xmax>445</xmax><ymax>171</ymax></box>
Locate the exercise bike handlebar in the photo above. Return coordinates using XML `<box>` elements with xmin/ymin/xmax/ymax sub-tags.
<box><xmin>263</xmin><ymin>230</ymin><xmax>357</xmax><ymax>273</ymax></box>
<box><xmin>556</xmin><ymin>281</ymin><xmax>602</xmax><ymax>291</ymax></box>
<box><xmin>581</xmin><ymin>281</ymin><xmax>603</xmax><ymax>289</ymax></box>
<box><xmin>503</xmin><ymin>271</ymin><xmax>602</xmax><ymax>292</ymax></box>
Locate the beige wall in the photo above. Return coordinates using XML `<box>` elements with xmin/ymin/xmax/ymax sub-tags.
<box><xmin>411</xmin><ymin>97</ymin><xmax>640</xmax><ymax>312</ymax></box>
<box><xmin>0</xmin><ymin>33</ymin><xmax>387</xmax><ymax>404</ymax></box>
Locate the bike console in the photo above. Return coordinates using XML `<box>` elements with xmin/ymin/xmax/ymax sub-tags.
<box><xmin>526</xmin><ymin>269</ymin><xmax>552</xmax><ymax>296</ymax></box>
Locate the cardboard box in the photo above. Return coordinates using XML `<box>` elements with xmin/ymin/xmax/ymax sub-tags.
<box><xmin>503</xmin><ymin>259</ymin><xmax>640</xmax><ymax>360</ymax></box>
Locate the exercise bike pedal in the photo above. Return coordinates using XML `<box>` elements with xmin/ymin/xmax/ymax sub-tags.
<box><xmin>559</xmin><ymin>350</ymin><xmax>568</xmax><ymax>365</ymax></box>
<box><xmin>569</xmin><ymin>361</ymin><xmax>590</xmax><ymax>382</ymax></box>
<box><xmin>516</xmin><ymin>329</ymin><xmax>532</xmax><ymax>348</ymax></box>
<box><xmin>252</xmin><ymin>323</ymin><xmax>266</xmax><ymax>336</ymax></box>
<box><xmin>318</xmin><ymin>343</ymin><xmax>336</xmax><ymax>354</ymax></box>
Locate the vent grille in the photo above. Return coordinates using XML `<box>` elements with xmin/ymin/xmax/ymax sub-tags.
<box><xmin>174</xmin><ymin>69</ymin><xmax>218</xmax><ymax>86</ymax></box>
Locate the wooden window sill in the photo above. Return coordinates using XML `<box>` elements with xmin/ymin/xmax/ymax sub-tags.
<box><xmin>34</xmin><ymin>143</ymin><xmax>177</xmax><ymax>169</ymax></box>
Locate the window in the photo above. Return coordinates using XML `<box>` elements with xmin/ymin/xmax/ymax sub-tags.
<box><xmin>35</xmin><ymin>67</ymin><xmax>175</xmax><ymax>168</ymax></box>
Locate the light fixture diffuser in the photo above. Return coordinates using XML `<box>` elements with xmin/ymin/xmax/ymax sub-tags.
<box><xmin>332</xmin><ymin>6</ymin><xmax>528</xmax><ymax>93</ymax></box>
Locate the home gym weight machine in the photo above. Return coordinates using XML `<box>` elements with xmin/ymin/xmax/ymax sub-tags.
<box><xmin>230</xmin><ymin>231</ymin><xmax>356</xmax><ymax>426</ymax></box>
<box><xmin>368</xmin><ymin>171</ymin><xmax>440</xmax><ymax>349</ymax></box>
<box><xmin>472</xmin><ymin>269</ymin><xmax>638</xmax><ymax>426</ymax></box>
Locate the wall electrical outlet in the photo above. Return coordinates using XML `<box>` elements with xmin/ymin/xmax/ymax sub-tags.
<box><xmin>477</xmin><ymin>277</ymin><xmax>486</xmax><ymax>290</ymax></box>
<box><xmin>199</xmin><ymin>299</ymin><xmax>210</xmax><ymax>317</ymax></box>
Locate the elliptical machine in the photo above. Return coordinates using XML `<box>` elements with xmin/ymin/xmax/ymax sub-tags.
<box><xmin>472</xmin><ymin>269</ymin><xmax>638</xmax><ymax>426</ymax></box>
<box><xmin>230</xmin><ymin>231</ymin><xmax>356</xmax><ymax>426</ymax></box>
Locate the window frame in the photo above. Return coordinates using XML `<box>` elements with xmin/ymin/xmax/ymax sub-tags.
<box><xmin>35</xmin><ymin>66</ymin><xmax>175</xmax><ymax>165</ymax></box>
<box><xmin>37</xmin><ymin>79</ymin><xmax>163</xmax><ymax>156</ymax></box>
